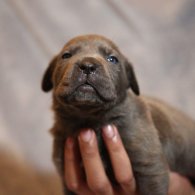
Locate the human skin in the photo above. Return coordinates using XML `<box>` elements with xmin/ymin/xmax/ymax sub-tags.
<box><xmin>64</xmin><ymin>125</ymin><xmax>195</xmax><ymax>195</ymax></box>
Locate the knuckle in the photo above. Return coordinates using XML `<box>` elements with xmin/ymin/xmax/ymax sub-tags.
<box><xmin>82</xmin><ymin>148</ymin><xmax>97</xmax><ymax>160</ymax></box>
<box><xmin>65</xmin><ymin>153</ymin><xmax>74</xmax><ymax>161</ymax></box>
<box><xmin>110</xmin><ymin>141</ymin><xmax>122</xmax><ymax>153</ymax></box>
<box><xmin>65</xmin><ymin>149</ymin><xmax>75</xmax><ymax>161</ymax></box>
<box><xmin>88</xmin><ymin>180</ymin><xmax>109</xmax><ymax>193</ymax></box>
<box><xmin>66</xmin><ymin>181</ymin><xmax>80</xmax><ymax>192</ymax></box>
<box><xmin>116</xmin><ymin>174</ymin><xmax>135</xmax><ymax>186</ymax></box>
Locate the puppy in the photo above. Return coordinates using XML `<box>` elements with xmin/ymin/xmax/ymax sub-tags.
<box><xmin>42</xmin><ymin>35</ymin><xmax>195</xmax><ymax>195</ymax></box>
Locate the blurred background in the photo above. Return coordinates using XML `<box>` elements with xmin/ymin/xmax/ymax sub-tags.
<box><xmin>0</xmin><ymin>0</ymin><xmax>195</xmax><ymax>193</ymax></box>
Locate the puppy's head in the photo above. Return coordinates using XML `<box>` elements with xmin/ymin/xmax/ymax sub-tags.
<box><xmin>42</xmin><ymin>35</ymin><xmax>139</xmax><ymax>110</ymax></box>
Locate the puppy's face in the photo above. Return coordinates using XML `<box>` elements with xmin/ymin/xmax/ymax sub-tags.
<box><xmin>42</xmin><ymin>35</ymin><xmax>139</xmax><ymax>109</ymax></box>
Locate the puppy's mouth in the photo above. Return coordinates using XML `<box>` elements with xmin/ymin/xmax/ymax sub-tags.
<box><xmin>59</xmin><ymin>80</ymin><xmax>105</xmax><ymax>106</ymax></box>
<box><xmin>76</xmin><ymin>82</ymin><xmax>96</xmax><ymax>93</ymax></box>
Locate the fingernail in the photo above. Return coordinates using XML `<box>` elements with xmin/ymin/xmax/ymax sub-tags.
<box><xmin>103</xmin><ymin>125</ymin><xmax>117</xmax><ymax>142</ymax></box>
<box><xmin>66</xmin><ymin>137</ymin><xmax>74</xmax><ymax>149</ymax></box>
<box><xmin>79</xmin><ymin>129</ymin><xmax>93</xmax><ymax>143</ymax></box>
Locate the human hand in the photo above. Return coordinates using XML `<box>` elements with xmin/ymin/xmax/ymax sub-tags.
<box><xmin>64</xmin><ymin>125</ymin><xmax>195</xmax><ymax>195</ymax></box>
<box><xmin>64</xmin><ymin>125</ymin><xmax>135</xmax><ymax>195</ymax></box>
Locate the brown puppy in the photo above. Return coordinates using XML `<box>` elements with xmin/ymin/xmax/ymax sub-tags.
<box><xmin>42</xmin><ymin>35</ymin><xmax>195</xmax><ymax>195</ymax></box>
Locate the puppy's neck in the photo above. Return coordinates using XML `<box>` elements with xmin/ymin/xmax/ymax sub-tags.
<box><xmin>51</xmin><ymin>91</ymin><xmax>140</xmax><ymax>138</ymax></box>
<box><xmin>52</xmin><ymin>91</ymin><xmax>131</xmax><ymax>119</ymax></box>
<box><xmin>56</xmin><ymin>94</ymin><xmax>136</xmax><ymax>122</ymax></box>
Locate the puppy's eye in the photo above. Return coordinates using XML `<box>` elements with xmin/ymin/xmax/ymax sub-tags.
<box><xmin>62</xmin><ymin>52</ymin><xmax>72</xmax><ymax>59</ymax></box>
<box><xmin>107</xmin><ymin>55</ymin><xmax>118</xmax><ymax>64</ymax></box>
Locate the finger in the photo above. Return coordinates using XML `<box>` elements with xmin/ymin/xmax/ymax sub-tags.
<box><xmin>102</xmin><ymin>125</ymin><xmax>136</xmax><ymax>194</ymax></box>
<box><xmin>168</xmin><ymin>172</ymin><xmax>195</xmax><ymax>195</ymax></box>
<box><xmin>78</xmin><ymin>129</ymin><xmax>113</xmax><ymax>195</ymax></box>
<box><xmin>65</xmin><ymin>137</ymin><xmax>89</xmax><ymax>194</ymax></box>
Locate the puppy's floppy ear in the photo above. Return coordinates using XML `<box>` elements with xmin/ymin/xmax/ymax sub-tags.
<box><xmin>125</xmin><ymin>60</ymin><xmax>140</xmax><ymax>95</ymax></box>
<box><xmin>41</xmin><ymin>56</ymin><xmax>57</xmax><ymax>92</ymax></box>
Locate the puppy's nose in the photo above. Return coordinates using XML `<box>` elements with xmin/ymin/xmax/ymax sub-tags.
<box><xmin>79</xmin><ymin>63</ymin><xmax>97</xmax><ymax>74</ymax></box>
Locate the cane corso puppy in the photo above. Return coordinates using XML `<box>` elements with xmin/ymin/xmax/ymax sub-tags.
<box><xmin>42</xmin><ymin>35</ymin><xmax>195</xmax><ymax>195</ymax></box>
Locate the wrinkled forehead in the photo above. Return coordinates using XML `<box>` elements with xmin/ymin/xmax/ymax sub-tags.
<box><xmin>61</xmin><ymin>35</ymin><xmax>119</xmax><ymax>54</ymax></box>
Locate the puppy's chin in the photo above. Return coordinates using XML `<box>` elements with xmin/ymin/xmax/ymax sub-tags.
<box><xmin>56</xmin><ymin>84</ymin><xmax>104</xmax><ymax>107</ymax></box>
<box><xmin>67</xmin><ymin>84</ymin><xmax>103</xmax><ymax>106</ymax></box>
